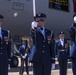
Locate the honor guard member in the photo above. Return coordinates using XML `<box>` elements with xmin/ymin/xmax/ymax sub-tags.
<box><xmin>30</xmin><ymin>13</ymin><xmax>55</xmax><ymax>75</ymax></box>
<box><xmin>0</xmin><ymin>14</ymin><xmax>11</xmax><ymax>75</ymax></box>
<box><xmin>55</xmin><ymin>31</ymin><xmax>69</xmax><ymax>75</ymax></box>
<box><xmin>69</xmin><ymin>13</ymin><xmax>76</xmax><ymax>75</ymax></box>
<box><xmin>19</xmin><ymin>40</ymin><xmax>29</xmax><ymax>75</ymax></box>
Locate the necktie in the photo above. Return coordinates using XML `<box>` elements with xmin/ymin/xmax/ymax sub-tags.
<box><xmin>40</xmin><ymin>28</ymin><xmax>45</xmax><ymax>39</ymax></box>
<box><xmin>61</xmin><ymin>39</ymin><xmax>64</xmax><ymax>46</ymax></box>
<box><xmin>40</xmin><ymin>28</ymin><xmax>43</xmax><ymax>30</ymax></box>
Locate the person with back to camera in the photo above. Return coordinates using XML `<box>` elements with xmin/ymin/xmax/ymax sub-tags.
<box><xmin>30</xmin><ymin>13</ymin><xmax>55</xmax><ymax>75</ymax></box>
<box><xmin>69</xmin><ymin>13</ymin><xmax>76</xmax><ymax>75</ymax></box>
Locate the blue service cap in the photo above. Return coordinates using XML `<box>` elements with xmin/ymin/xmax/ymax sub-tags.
<box><xmin>36</xmin><ymin>13</ymin><xmax>46</xmax><ymax>22</ymax></box>
<box><xmin>22</xmin><ymin>40</ymin><xmax>27</xmax><ymax>43</ymax></box>
<box><xmin>58</xmin><ymin>31</ymin><xmax>65</xmax><ymax>36</ymax></box>
<box><xmin>36</xmin><ymin>13</ymin><xmax>46</xmax><ymax>18</ymax></box>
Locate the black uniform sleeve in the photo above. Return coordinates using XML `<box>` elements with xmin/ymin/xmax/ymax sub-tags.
<box><xmin>69</xmin><ymin>23</ymin><xmax>75</xmax><ymax>42</ymax></box>
<box><xmin>30</xmin><ymin>28</ymin><xmax>37</xmax><ymax>45</ymax></box>
<box><xmin>67</xmin><ymin>42</ymin><xmax>70</xmax><ymax>57</ymax></box>
<box><xmin>50</xmin><ymin>30</ymin><xmax>55</xmax><ymax>63</ymax></box>
<box><xmin>7</xmin><ymin>31</ymin><xmax>11</xmax><ymax>64</ymax></box>
<box><xmin>19</xmin><ymin>46</ymin><xmax>22</xmax><ymax>56</ymax></box>
<box><xmin>54</xmin><ymin>41</ymin><xmax>58</xmax><ymax>57</ymax></box>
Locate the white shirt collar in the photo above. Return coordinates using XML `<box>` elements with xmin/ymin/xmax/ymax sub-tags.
<box><xmin>60</xmin><ymin>39</ymin><xmax>64</xmax><ymax>41</ymax></box>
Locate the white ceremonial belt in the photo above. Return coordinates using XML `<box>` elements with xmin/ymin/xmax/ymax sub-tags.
<box><xmin>61</xmin><ymin>50</ymin><xmax>64</xmax><ymax>51</ymax></box>
<box><xmin>0</xmin><ymin>53</ymin><xmax>2</xmax><ymax>55</ymax></box>
<box><xmin>60</xmin><ymin>49</ymin><xmax>67</xmax><ymax>52</ymax></box>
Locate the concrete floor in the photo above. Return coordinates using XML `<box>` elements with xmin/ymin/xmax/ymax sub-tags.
<box><xmin>8</xmin><ymin>68</ymin><xmax>73</xmax><ymax>75</ymax></box>
<box><xmin>8</xmin><ymin>57</ymin><xmax>73</xmax><ymax>75</ymax></box>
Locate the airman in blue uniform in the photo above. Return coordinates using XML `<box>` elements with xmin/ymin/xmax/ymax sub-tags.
<box><xmin>69</xmin><ymin>13</ymin><xmax>76</xmax><ymax>75</ymax></box>
<box><xmin>30</xmin><ymin>13</ymin><xmax>55</xmax><ymax>75</ymax></box>
<box><xmin>19</xmin><ymin>40</ymin><xmax>29</xmax><ymax>75</ymax></box>
<box><xmin>0</xmin><ymin>14</ymin><xmax>11</xmax><ymax>75</ymax></box>
<box><xmin>55</xmin><ymin>31</ymin><xmax>69</xmax><ymax>75</ymax></box>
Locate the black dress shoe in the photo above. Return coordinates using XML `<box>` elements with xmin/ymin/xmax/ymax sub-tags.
<box><xmin>19</xmin><ymin>73</ymin><xmax>23</xmax><ymax>75</ymax></box>
<box><xmin>19</xmin><ymin>74</ymin><xmax>23</xmax><ymax>75</ymax></box>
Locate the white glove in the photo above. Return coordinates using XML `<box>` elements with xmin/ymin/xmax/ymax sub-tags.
<box><xmin>8</xmin><ymin>64</ymin><xmax>10</xmax><ymax>70</ymax></box>
<box><xmin>31</xmin><ymin>21</ymin><xmax>37</xmax><ymax>29</ymax></box>
<box><xmin>22</xmin><ymin>54</ymin><xmax>27</xmax><ymax>59</ymax></box>
<box><xmin>74</xmin><ymin>16</ymin><xmax>76</xmax><ymax>23</ymax></box>
<box><xmin>55</xmin><ymin>57</ymin><xmax>58</xmax><ymax>61</ymax></box>
<box><xmin>51</xmin><ymin>63</ymin><xmax>55</xmax><ymax>70</ymax></box>
<box><xmin>24</xmin><ymin>54</ymin><xmax>27</xmax><ymax>58</ymax></box>
<box><xmin>22</xmin><ymin>56</ymin><xmax>25</xmax><ymax>59</ymax></box>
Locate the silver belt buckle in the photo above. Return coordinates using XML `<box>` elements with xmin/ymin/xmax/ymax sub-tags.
<box><xmin>0</xmin><ymin>53</ymin><xmax>2</xmax><ymax>55</ymax></box>
<box><xmin>61</xmin><ymin>50</ymin><xmax>64</xmax><ymax>51</ymax></box>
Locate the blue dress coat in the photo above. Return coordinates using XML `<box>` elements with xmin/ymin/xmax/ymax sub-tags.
<box><xmin>0</xmin><ymin>29</ymin><xmax>11</xmax><ymax>75</ymax></box>
<box><xmin>69</xmin><ymin>23</ymin><xmax>76</xmax><ymax>58</ymax></box>
<box><xmin>55</xmin><ymin>39</ymin><xmax>69</xmax><ymax>60</ymax></box>
<box><xmin>69</xmin><ymin>23</ymin><xmax>76</xmax><ymax>75</ymax></box>
<box><xmin>19</xmin><ymin>45</ymin><xmax>29</xmax><ymax>74</ymax></box>
<box><xmin>30</xmin><ymin>28</ymin><xmax>55</xmax><ymax>65</ymax></box>
<box><xmin>55</xmin><ymin>39</ymin><xmax>69</xmax><ymax>75</ymax></box>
